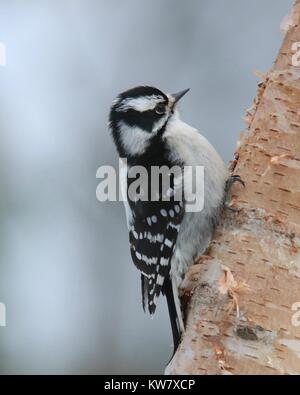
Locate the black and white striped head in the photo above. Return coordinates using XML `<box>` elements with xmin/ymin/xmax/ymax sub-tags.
<box><xmin>109</xmin><ymin>86</ymin><xmax>189</xmax><ymax>158</ymax></box>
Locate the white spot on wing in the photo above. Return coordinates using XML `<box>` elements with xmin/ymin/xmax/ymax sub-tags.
<box><xmin>164</xmin><ymin>239</ymin><xmax>173</xmax><ymax>248</ymax></box>
<box><xmin>161</xmin><ymin>257</ymin><xmax>169</xmax><ymax>266</ymax></box>
<box><xmin>160</xmin><ymin>209</ymin><xmax>167</xmax><ymax>217</ymax></box>
<box><xmin>169</xmin><ymin>222</ymin><xmax>180</xmax><ymax>230</ymax></box>
<box><xmin>136</xmin><ymin>251</ymin><xmax>141</xmax><ymax>259</ymax></box>
<box><xmin>141</xmin><ymin>255</ymin><xmax>156</xmax><ymax>265</ymax></box>
<box><xmin>166</xmin><ymin>188</ymin><xmax>174</xmax><ymax>197</ymax></box>
<box><xmin>133</xmin><ymin>230</ymin><xmax>139</xmax><ymax>239</ymax></box>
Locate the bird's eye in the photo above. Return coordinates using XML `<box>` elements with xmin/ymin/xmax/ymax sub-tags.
<box><xmin>155</xmin><ymin>103</ymin><xmax>166</xmax><ymax>115</ymax></box>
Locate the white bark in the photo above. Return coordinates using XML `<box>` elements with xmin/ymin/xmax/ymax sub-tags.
<box><xmin>168</xmin><ymin>0</ymin><xmax>300</xmax><ymax>375</ymax></box>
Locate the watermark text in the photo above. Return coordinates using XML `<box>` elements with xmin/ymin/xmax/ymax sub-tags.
<box><xmin>96</xmin><ymin>159</ymin><xmax>205</xmax><ymax>213</ymax></box>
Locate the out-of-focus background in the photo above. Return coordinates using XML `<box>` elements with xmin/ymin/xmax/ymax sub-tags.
<box><xmin>0</xmin><ymin>0</ymin><xmax>292</xmax><ymax>374</ymax></box>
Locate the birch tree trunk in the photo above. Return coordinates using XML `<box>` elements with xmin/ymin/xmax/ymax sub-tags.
<box><xmin>167</xmin><ymin>0</ymin><xmax>300</xmax><ymax>375</ymax></box>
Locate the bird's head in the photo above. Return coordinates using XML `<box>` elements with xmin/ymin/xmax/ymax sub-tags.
<box><xmin>109</xmin><ymin>86</ymin><xmax>189</xmax><ymax>158</ymax></box>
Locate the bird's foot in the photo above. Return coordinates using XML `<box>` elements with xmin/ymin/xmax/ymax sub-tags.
<box><xmin>225</xmin><ymin>174</ymin><xmax>245</xmax><ymax>193</ymax></box>
<box><xmin>180</xmin><ymin>263</ymin><xmax>202</xmax><ymax>294</ymax></box>
<box><xmin>224</xmin><ymin>203</ymin><xmax>241</xmax><ymax>213</ymax></box>
<box><xmin>223</xmin><ymin>174</ymin><xmax>245</xmax><ymax>212</ymax></box>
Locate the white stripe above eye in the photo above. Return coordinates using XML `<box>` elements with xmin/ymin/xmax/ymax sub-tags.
<box><xmin>116</xmin><ymin>95</ymin><xmax>163</xmax><ymax>112</ymax></box>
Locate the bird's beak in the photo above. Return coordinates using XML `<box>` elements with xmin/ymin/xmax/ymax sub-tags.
<box><xmin>172</xmin><ymin>88</ymin><xmax>190</xmax><ymax>104</ymax></box>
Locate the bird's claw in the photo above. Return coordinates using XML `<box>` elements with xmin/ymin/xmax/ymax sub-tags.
<box><xmin>225</xmin><ymin>174</ymin><xmax>245</xmax><ymax>192</ymax></box>
<box><xmin>223</xmin><ymin>174</ymin><xmax>245</xmax><ymax>211</ymax></box>
<box><xmin>224</xmin><ymin>204</ymin><xmax>241</xmax><ymax>213</ymax></box>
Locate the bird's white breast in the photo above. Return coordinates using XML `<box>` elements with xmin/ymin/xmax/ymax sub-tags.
<box><xmin>164</xmin><ymin>117</ymin><xmax>229</xmax><ymax>285</ymax></box>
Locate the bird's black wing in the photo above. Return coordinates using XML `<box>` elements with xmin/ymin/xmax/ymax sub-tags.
<box><xmin>128</xmin><ymin>173</ymin><xmax>185</xmax><ymax>316</ymax></box>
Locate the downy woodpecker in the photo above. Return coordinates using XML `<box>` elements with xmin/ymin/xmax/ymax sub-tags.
<box><xmin>109</xmin><ymin>86</ymin><xmax>239</xmax><ymax>356</ymax></box>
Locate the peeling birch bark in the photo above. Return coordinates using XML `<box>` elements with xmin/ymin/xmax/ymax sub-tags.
<box><xmin>167</xmin><ymin>0</ymin><xmax>300</xmax><ymax>375</ymax></box>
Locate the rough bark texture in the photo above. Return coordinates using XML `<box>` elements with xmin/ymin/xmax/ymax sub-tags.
<box><xmin>167</xmin><ymin>0</ymin><xmax>300</xmax><ymax>375</ymax></box>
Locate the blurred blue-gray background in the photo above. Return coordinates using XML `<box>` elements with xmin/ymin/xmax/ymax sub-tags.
<box><xmin>0</xmin><ymin>0</ymin><xmax>292</xmax><ymax>374</ymax></box>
